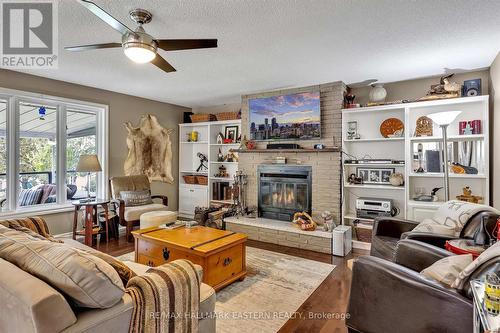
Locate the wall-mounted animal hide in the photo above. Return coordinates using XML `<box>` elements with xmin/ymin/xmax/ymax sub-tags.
<box><xmin>124</xmin><ymin>114</ymin><xmax>174</xmax><ymax>183</ymax></box>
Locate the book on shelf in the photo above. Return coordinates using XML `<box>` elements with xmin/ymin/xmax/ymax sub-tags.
<box><xmin>212</xmin><ymin>181</ymin><xmax>233</xmax><ymax>201</ymax></box>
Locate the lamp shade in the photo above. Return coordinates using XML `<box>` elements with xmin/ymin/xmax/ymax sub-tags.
<box><xmin>76</xmin><ymin>155</ymin><xmax>102</xmax><ymax>172</ymax></box>
<box><xmin>427</xmin><ymin>111</ymin><xmax>462</xmax><ymax>126</ymax></box>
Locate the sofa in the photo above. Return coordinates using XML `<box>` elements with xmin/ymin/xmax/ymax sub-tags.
<box><xmin>347</xmin><ymin>239</ymin><xmax>493</xmax><ymax>333</ymax></box>
<box><xmin>0</xmin><ymin>222</ymin><xmax>216</xmax><ymax>333</ymax></box>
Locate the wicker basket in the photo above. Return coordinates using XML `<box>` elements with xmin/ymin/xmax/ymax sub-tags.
<box><xmin>216</xmin><ymin>111</ymin><xmax>240</xmax><ymax>121</ymax></box>
<box><xmin>354</xmin><ymin>225</ymin><xmax>373</xmax><ymax>243</ymax></box>
<box><xmin>183</xmin><ymin>175</ymin><xmax>197</xmax><ymax>184</ymax></box>
<box><xmin>196</xmin><ymin>175</ymin><xmax>208</xmax><ymax>186</ymax></box>
<box><xmin>190</xmin><ymin>114</ymin><xmax>216</xmax><ymax>123</ymax></box>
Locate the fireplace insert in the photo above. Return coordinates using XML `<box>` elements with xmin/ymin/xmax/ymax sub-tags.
<box><xmin>257</xmin><ymin>165</ymin><xmax>312</xmax><ymax>221</ymax></box>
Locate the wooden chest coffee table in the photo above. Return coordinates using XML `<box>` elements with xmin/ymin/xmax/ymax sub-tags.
<box><xmin>132</xmin><ymin>226</ymin><xmax>247</xmax><ymax>291</ymax></box>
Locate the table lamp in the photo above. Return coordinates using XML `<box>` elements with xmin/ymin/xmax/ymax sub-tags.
<box><xmin>427</xmin><ymin>111</ymin><xmax>462</xmax><ymax>201</ymax></box>
<box><xmin>76</xmin><ymin>154</ymin><xmax>102</xmax><ymax>202</ymax></box>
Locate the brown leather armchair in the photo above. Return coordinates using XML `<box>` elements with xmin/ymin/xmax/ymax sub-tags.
<box><xmin>109</xmin><ymin>175</ymin><xmax>169</xmax><ymax>242</ymax></box>
<box><xmin>371</xmin><ymin>210</ymin><xmax>499</xmax><ymax>261</ymax></box>
<box><xmin>347</xmin><ymin>239</ymin><xmax>476</xmax><ymax>333</ymax></box>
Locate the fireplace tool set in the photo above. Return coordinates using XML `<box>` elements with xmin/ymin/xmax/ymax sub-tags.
<box><xmin>232</xmin><ymin>171</ymin><xmax>248</xmax><ymax>216</ymax></box>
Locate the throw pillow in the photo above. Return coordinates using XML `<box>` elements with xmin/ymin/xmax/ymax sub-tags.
<box><xmin>411</xmin><ymin>218</ymin><xmax>457</xmax><ymax>237</ymax></box>
<box><xmin>452</xmin><ymin>241</ymin><xmax>500</xmax><ymax>289</ymax></box>
<box><xmin>18</xmin><ymin>188</ymin><xmax>43</xmax><ymax>206</ymax></box>
<box><xmin>421</xmin><ymin>254</ymin><xmax>473</xmax><ymax>287</ymax></box>
<box><xmin>120</xmin><ymin>190</ymin><xmax>153</xmax><ymax>207</ymax></box>
<box><xmin>0</xmin><ymin>225</ymin><xmax>125</xmax><ymax>308</ymax></box>
<box><xmin>76</xmin><ymin>247</ymin><xmax>137</xmax><ymax>285</ymax></box>
<box><xmin>0</xmin><ymin>216</ymin><xmax>62</xmax><ymax>242</ymax></box>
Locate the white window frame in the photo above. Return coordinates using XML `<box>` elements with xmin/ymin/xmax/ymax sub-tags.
<box><xmin>0</xmin><ymin>87</ymin><xmax>109</xmax><ymax>217</ymax></box>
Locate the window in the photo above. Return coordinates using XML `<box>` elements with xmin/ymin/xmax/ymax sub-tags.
<box><xmin>0</xmin><ymin>88</ymin><xmax>108</xmax><ymax>213</ymax></box>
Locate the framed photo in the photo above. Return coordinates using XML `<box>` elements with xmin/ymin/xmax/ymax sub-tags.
<box><xmin>356</xmin><ymin>167</ymin><xmax>395</xmax><ymax>184</ymax></box>
<box><xmin>224</xmin><ymin>126</ymin><xmax>239</xmax><ymax>142</ymax></box>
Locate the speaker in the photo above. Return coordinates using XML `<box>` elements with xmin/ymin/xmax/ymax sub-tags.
<box><xmin>425</xmin><ymin>150</ymin><xmax>441</xmax><ymax>173</ymax></box>
<box><xmin>266</xmin><ymin>143</ymin><xmax>301</xmax><ymax>149</ymax></box>
<box><xmin>332</xmin><ymin>225</ymin><xmax>352</xmax><ymax>256</ymax></box>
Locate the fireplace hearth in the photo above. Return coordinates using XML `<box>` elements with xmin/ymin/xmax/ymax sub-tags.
<box><xmin>257</xmin><ymin>165</ymin><xmax>312</xmax><ymax>221</ymax></box>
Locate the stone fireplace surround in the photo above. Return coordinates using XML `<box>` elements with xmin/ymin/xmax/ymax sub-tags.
<box><xmin>224</xmin><ymin>81</ymin><xmax>345</xmax><ymax>254</ymax></box>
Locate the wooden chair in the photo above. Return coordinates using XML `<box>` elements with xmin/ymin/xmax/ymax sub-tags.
<box><xmin>109</xmin><ymin>175</ymin><xmax>169</xmax><ymax>242</ymax></box>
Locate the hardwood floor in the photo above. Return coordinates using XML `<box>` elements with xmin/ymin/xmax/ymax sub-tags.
<box><xmin>89</xmin><ymin>234</ymin><xmax>363</xmax><ymax>333</ymax></box>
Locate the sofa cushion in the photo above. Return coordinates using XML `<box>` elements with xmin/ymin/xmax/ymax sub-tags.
<box><xmin>18</xmin><ymin>188</ymin><xmax>43</xmax><ymax>206</ymax></box>
<box><xmin>120</xmin><ymin>190</ymin><xmax>153</xmax><ymax>207</ymax></box>
<box><xmin>420</xmin><ymin>254</ymin><xmax>473</xmax><ymax>287</ymax></box>
<box><xmin>124</xmin><ymin>203</ymin><xmax>168</xmax><ymax>221</ymax></box>
<box><xmin>0</xmin><ymin>226</ymin><xmax>125</xmax><ymax>309</ymax></box>
<box><xmin>0</xmin><ymin>258</ymin><xmax>77</xmax><ymax>333</ymax></box>
<box><xmin>0</xmin><ymin>216</ymin><xmax>61</xmax><ymax>242</ymax></box>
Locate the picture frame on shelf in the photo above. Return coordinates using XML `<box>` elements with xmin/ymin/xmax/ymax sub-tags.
<box><xmin>224</xmin><ymin>125</ymin><xmax>239</xmax><ymax>142</ymax></box>
<box><xmin>347</xmin><ymin>121</ymin><xmax>360</xmax><ymax>140</ymax></box>
<box><xmin>356</xmin><ymin>167</ymin><xmax>395</xmax><ymax>184</ymax></box>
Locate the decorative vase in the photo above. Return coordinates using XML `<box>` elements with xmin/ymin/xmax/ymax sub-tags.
<box><xmin>389</xmin><ymin>173</ymin><xmax>404</xmax><ymax>186</ymax></box>
<box><xmin>369</xmin><ymin>84</ymin><xmax>387</xmax><ymax>103</ymax></box>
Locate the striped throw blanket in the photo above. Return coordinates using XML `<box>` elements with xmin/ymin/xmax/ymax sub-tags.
<box><xmin>126</xmin><ymin>259</ymin><xmax>200</xmax><ymax>333</ymax></box>
<box><xmin>0</xmin><ymin>216</ymin><xmax>62</xmax><ymax>242</ymax></box>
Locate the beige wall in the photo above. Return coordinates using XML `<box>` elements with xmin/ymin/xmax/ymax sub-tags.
<box><xmin>489</xmin><ymin>54</ymin><xmax>500</xmax><ymax>208</ymax></box>
<box><xmin>0</xmin><ymin>69</ymin><xmax>189</xmax><ymax>234</ymax></box>
<box><xmin>351</xmin><ymin>70</ymin><xmax>489</xmax><ymax>106</ymax></box>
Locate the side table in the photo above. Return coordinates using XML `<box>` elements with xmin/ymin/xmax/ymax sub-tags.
<box><xmin>445</xmin><ymin>239</ymin><xmax>487</xmax><ymax>259</ymax></box>
<box><xmin>471</xmin><ymin>279</ymin><xmax>500</xmax><ymax>332</ymax></box>
<box><xmin>72</xmin><ymin>199</ymin><xmax>110</xmax><ymax>247</ymax></box>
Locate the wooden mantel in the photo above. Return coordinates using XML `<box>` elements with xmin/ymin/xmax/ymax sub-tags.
<box><xmin>231</xmin><ymin>147</ymin><xmax>340</xmax><ymax>153</ymax></box>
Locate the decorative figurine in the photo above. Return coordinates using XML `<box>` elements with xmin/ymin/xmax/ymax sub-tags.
<box><xmin>415</xmin><ymin>116</ymin><xmax>433</xmax><ymax>137</ymax></box>
<box><xmin>216</xmin><ymin>132</ymin><xmax>224</xmax><ymax>144</ymax></box>
<box><xmin>215</xmin><ymin>165</ymin><xmax>229</xmax><ymax>178</ymax></box>
<box><xmin>456</xmin><ymin>186</ymin><xmax>483</xmax><ymax>204</ymax></box>
<box><xmin>217</xmin><ymin>148</ymin><xmax>224</xmax><ymax>162</ymax></box>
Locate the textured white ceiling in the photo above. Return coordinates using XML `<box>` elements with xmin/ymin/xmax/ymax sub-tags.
<box><xmin>13</xmin><ymin>0</ymin><xmax>500</xmax><ymax>107</ymax></box>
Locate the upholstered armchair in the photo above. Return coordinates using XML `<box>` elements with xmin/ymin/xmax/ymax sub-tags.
<box><xmin>347</xmin><ymin>239</ymin><xmax>480</xmax><ymax>333</ymax></box>
<box><xmin>109</xmin><ymin>175</ymin><xmax>169</xmax><ymax>241</ymax></box>
<box><xmin>371</xmin><ymin>202</ymin><xmax>499</xmax><ymax>261</ymax></box>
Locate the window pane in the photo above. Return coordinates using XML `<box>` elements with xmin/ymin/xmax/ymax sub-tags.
<box><xmin>18</xmin><ymin>102</ymin><xmax>57</xmax><ymax>206</ymax></box>
<box><xmin>66</xmin><ymin>110</ymin><xmax>97</xmax><ymax>201</ymax></box>
<box><xmin>0</xmin><ymin>100</ymin><xmax>6</xmax><ymax>208</ymax></box>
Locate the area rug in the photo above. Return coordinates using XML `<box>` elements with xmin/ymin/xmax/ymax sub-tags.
<box><xmin>117</xmin><ymin>247</ymin><xmax>334</xmax><ymax>333</ymax></box>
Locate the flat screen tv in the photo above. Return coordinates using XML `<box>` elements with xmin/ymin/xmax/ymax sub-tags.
<box><xmin>249</xmin><ymin>91</ymin><xmax>321</xmax><ymax>141</ymax></box>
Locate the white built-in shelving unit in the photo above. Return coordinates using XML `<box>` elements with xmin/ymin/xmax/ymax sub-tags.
<box><xmin>341</xmin><ymin>95</ymin><xmax>489</xmax><ymax>250</ymax></box>
<box><xmin>178</xmin><ymin>120</ymin><xmax>241</xmax><ymax>218</ymax></box>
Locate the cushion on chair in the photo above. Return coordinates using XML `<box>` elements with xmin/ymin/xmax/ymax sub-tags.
<box><xmin>124</xmin><ymin>203</ymin><xmax>168</xmax><ymax>221</ymax></box>
<box><xmin>120</xmin><ymin>190</ymin><xmax>153</xmax><ymax>207</ymax></box>
<box><xmin>0</xmin><ymin>225</ymin><xmax>125</xmax><ymax>309</ymax></box>
<box><xmin>412</xmin><ymin>201</ymin><xmax>500</xmax><ymax>237</ymax></box>
<box><xmin>420</xmin><ymin>254</ymin><xmax>473</xmax><ymax>287</ymax></box>
<box><xmin>110</xmin><ymin>175</ymin><xmax>150</xmax><ymax>200</ymax></box>
<box><xmin>18</xmin><ymin>188</ymin><xmax>43</xmax><ymax>206</ymax></box>
<box><xmin>411</xmin><ymin>218</ymin><xmax>457</xmax><ymax>237</ymax></box>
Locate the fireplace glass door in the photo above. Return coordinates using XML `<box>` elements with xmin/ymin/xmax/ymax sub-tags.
<box><xmin>258</xmin><ymin>165</ymin><xmax>312</xmax><ymax>221</ymax></box>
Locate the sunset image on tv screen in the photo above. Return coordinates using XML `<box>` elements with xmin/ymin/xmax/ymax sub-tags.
<box><xmin>249</xmin><ymin>91</ymin><xmax>321</xmax><ymax>140</ymax></box>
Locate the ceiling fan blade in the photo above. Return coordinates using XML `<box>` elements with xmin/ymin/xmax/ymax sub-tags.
<box><xmin>65</xmin><ymin>42</ymin><xmax>122</xmax><ymax>52</ymax></box>
<box><xmin>78</xmin><ymin>0</ymin><xmax>134</xmax><ymax>35</ymax></box>
<box><xmin>155</xmin><ymin>39</ymin><xmax>218</xmax><ymax>52</ymax></box>
<box><xmin>151</xmin><ymin>54</ymin><xmax>176</xmax><ymax>73</ymax></box>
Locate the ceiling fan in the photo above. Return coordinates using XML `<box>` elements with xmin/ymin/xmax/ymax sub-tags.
<box><xmin>65</xmin><ymin>0</ymin><xmax>218</xmax><ymax>73</ymax></box>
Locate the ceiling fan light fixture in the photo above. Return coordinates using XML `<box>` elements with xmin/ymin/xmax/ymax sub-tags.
<box><xmin>124</xmin><ymin>43</ymin><xmax>156</xmax><ymax>63</ymax></box>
